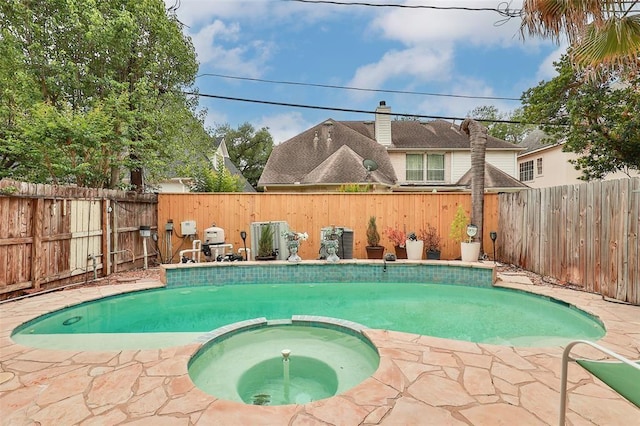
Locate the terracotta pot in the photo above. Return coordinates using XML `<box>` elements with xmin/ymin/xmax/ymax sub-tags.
<box><xmin>394</xmin><ymin>245</ymin><xmax>407</xmax><ymax>259</ymax></box>
<box><xmin>366</xmin><ymin>246</ymin><xmax>385</xmax><ymax>259</ymax></box>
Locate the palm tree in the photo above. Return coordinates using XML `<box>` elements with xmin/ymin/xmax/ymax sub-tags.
<box><xmin>520</xmin><ymin>0</ymin><xmax>640</xmax><ymax>78</ymax></box>
<box><xmin>461</xmin><ymin>118</ymin><xmax>487</xmax><ymax>255</ymax></box>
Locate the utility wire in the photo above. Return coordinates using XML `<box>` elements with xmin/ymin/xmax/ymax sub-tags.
<box><xmin>184</xmin><ymin>91</ymin><xmax>554</xmax><ymax>125</ymax></box>
<box><xmin>196</xmin><ymin>72</ymin><xmax>522</xmax><ymax>101</ymax></box>
<box><xmin>287</xmin><ymin>0</ymin><xmax>522</xmax><ymax>18</ymax></box>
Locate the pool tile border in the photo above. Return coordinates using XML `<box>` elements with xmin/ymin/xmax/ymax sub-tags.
<box><xmin>161</xmin><ymin>259</ymin><xmax>496</xmax><ymax>288</ymax></box>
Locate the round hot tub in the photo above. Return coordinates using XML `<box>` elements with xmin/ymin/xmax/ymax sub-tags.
<box><xmin>188</xmin><ymin>318</ymin><xmax>380</xmax><ymax>406</ymax></box>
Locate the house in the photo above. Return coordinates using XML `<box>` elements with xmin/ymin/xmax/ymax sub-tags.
<box><xmin>156</xmin><ymin>137</ymin><xmax>255</xmax><ymax>193</ymax></box>
<box><xmin>517</xmin><ymin>130</ymin><xmax>639</xmax><ymax>188</ymax></box>
<box><xmin>259</xmin><ymin>101</ymin><xmax>526</xmax><ymax>192</ymax></box>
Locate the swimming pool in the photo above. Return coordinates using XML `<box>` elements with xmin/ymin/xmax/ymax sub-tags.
<box><xmin>12</xmin><ymin>282</ymin><xmax>605</xmax><ymax>349</ymax></box>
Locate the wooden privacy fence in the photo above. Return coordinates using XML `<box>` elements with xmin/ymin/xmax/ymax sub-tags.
<box><xmin>498</xmin><ymin>178</ymin><xmax>639</xmax><ymax>305</ymax></box>
<box><xmin>0</xmin><ymin>179</ymin><xmax>157</xmax><ymax>299</ymax></box>
<box><xmin>157</xmin><ymin>192</ymin><xmax>498</xmax><ymax>262</ymax></box>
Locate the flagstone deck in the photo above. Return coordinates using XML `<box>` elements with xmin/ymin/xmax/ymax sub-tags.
<box><xmin>1</xmin><ymin>274</ymin><xmax>638</xmax><ymax>425</ymax></box>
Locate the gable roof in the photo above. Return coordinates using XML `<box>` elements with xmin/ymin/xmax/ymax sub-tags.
<box><xmin>518</xmin><ymin>129</ymin><xmax>561</xmax><ymax>155</ymax></box>
<box><xmin>343</xmin><ymin>119</ymin><xmax>522</xmax><ymax>150</ymax></box>
<box><xmin>258</xmin><ymin>119</ymin><xmax>396</xmax><ymax>187</ymax></box>
<box><xmin>457</xmin><ymin>162</ymin><xmax>529</xmax><ymax>189</ymax></box>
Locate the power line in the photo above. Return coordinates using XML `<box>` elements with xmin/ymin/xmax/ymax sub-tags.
<box><xmin>184</xmin><ymin>91</ymin><xmax>547</xmax><ymax>124</ymax></box>
<box><xmin>196</xmin><ymin>72</ymin><xmax>522</xmax><ymax>101</ymax></box>
<box><xmin>286</xmin><ymin>0</ymin><xmax>522</xmax><ymax>18</ymax></box>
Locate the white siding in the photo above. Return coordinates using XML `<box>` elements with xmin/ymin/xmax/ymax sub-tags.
<box><xmin>388</xmin><ymin>152</ymin><xmax>406</xmax><ymax>183</ymax></box>
<box><xmin>486</xmin><ymin>151</ymin><xmax>517</xmax><ymax>178</ymax></box>
<box><xmin>451</xmin><ymin>151</ymin><xmax>470</xmax><ymax>182</ymax></box>
<box><xmin>518</xmin><ymin>145</ymin><xmax>639</xmax><ymax>188</ymax></box>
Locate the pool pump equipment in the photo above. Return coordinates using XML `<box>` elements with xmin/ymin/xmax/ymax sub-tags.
<box><xmin>201</xmin><ymin>224</ymin><xmax>226</xmax><ymax>261</ymax></box>
<box><xmin>200</xmin><ymin>224</ymin><xmax>244</xmax><ymax>262</ymax></box>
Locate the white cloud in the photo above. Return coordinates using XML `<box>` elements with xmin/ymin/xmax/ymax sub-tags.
<box><xmin>410</xmin><ymin>77</ymin><xmax>496</xmax><ymax>119</ymax></box>
<box><xmin>255</xmin><ymin>112</ymin><xmax>312</xmax><ymax>144</ymax></box>
<box><xmin>166</xmin><ymin>0</ymin><xmax>337</xmax><ymax>30</ymax></box>
<box><xmin>189</xmin><ymin>20</ymin><xmax>274</xmax><ymax>76</ymax></box>
<box><xmin>348</xmin><ymin>46</ymin><xmax>453</xmax><ymax>95</ymax></box>
<box><xmin>372</xmin><ymin>0</ymin><xmax>525</xmax><ymax>47</ymax></box>
<box><xmin>535</xmin><ymin>44</ymin><xmax>566</xmax><ymax>82</ymax></box>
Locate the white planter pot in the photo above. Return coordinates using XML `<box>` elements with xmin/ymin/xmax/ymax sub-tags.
<box><xmin>405</xmin><ymin>240</ymin><xmax>424</xmax><ymax>260</ymax></box>
<box><xmin>461</xmin><ymin>242</ymin><xmax>481</xmax><ymax>262</ymax></box>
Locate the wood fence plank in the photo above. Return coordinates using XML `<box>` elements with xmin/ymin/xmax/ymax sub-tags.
<box><xmin>617</xmin><ymin>179</ymin><xmax>629</xmax><ymax>302</ymax></box>
<box><xmin>31</xmin><ymin>198</ymin><xmax>43</xmax><ymax>290</ymax></box>
<box><xmin>629</xmin><ymin>178</ymin><xmax>640</xmax><ymax>304</ymax></box>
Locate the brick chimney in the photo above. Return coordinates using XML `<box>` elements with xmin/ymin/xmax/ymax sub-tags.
<box><xmin>375</xmin><ymin>100</ymin><xmax>392</xmax><ymax>147</ymax></box>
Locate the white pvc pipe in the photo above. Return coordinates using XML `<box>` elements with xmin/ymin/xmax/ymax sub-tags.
<box><xmin>143</xmin><ymin>238</ymin><xmax>148</xmax><ymax>270</ymax></box>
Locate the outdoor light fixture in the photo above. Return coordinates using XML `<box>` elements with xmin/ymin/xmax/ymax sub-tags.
<box><xmin>240</xmin><ymin>230</ymin><xmax>248</xmax><ymax>261</ymax></box>
<box><xmin>139</xmin><ymin>225</ymin><xmax>151</xmax><ymax>238</ymax></box>
<box><xmin>490</xmin><ymin>231</ymin><xmax>498</xmax><ymax>263</ymax></box>
<box><xmin>139</xmin><ymin>226</ymin><xmax>151</xmax><ymax>270</ymax></box>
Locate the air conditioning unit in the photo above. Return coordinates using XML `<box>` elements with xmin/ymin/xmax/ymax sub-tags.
<box><xmin>250</xmin><ymin>221</ymin><xmax>289</xmax><ymax>260</ymax></box>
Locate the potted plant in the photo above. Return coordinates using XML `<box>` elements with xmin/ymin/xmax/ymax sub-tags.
<box><xmin>382</xmin><ymin>226</ymin><xmax>407</xmax><ymax>259</ymax></box>
<box><xmin>420</xmin><ymin>224</ymin><xmax>441</xmax><ymax>260</ymax></box>
<box><xmin>405</xmin><ymin>231</ymin><xmax>424</xmax><ymax>260</ymax></box>
<box><xmin>365</xmin><ymin>216</ymin><xmax>385</xmax><ymax>259</ymax></box>
<box><xmin>256</xmin><ymin>223</ymin><xmax>277</xmax><ymax>260</ymax></box>
<box><xmin>449</xmin><ymin>205</ymin><xmax>480</xmax><ymax>262</ymax></box>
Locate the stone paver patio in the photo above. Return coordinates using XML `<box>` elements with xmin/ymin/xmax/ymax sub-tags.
<box><xmin>1</xmin><ymin>273</ymin><xmax>638</xmax><ymax>425</ymax></box>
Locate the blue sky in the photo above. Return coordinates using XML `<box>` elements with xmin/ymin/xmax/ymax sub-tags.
<box><xmin>166</xmin><ymin>0</ymin><xmax>566</xmax><ymax>144</ymax></box>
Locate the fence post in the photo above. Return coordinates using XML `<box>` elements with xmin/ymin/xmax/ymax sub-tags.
<box><xmin>102</xmin><ymin>199</ymin><xmax>111</xmax><ymax>276</ymax></box>
<box><xmin>30</xmin><ymin>198</ymin><xmax>44</xmax><ymax>290</ymax></box>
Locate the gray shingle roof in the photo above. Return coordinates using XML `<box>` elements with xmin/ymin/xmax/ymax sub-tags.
<box><xmin>456</xmin><ymin>163</ymin><xmax>529</xmax><ymax>189</ymax></box>
<box><xmin>518</xmin><ymin>129</ymin><xmax>559</xmax><ymax>155</ymax></box>
<box><xmin>258</xmin><ymin>119</ymin><xmax>397</xmax><ymax>186</ymax></box>
<box><xmin>343</xmin><ymin>119</ymin><xmax>521</xmax><ymax>150</ymax></box>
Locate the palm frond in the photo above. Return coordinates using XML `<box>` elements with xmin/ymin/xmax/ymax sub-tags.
<box><xmin>572</xmin><ymin>14</ymin><xmax>640</xmax><ymax>77</ymax></box>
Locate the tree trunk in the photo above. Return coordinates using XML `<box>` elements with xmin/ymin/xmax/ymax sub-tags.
<box><xmin>461</xmin><ymin>118</ymin><xmax>487</xmax><ymax>255</ymax></box>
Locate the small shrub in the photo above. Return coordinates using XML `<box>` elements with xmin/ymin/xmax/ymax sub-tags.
<box><xmin>420</xmin><ymin>224</ymin><xmax>441</xmax><ymax>251</ymax></box>
<box><xmin>366</xmin><ymin>216</ymin><xmax>381</xmax><ymax>246</ymax></box>
<box><xmin>383</xmin><ymin>226</ymin><xmax>406</xmax><ymax>247</ymax></box>
<box><xmin>449</xmin><ymin>205</ymin><xmax>471</xmax><ymax>243</ymax></box>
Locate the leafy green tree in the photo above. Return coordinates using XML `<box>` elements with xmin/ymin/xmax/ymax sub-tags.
<box><xmin>213</xmin><ymin>123</ymin><xmax>274</xmax><ymax>189</ymax></box>
<box><xmin>0</xmin><ymin>0</ymin><xmax>201</xmax><ymax>189</ymax></box>
<box><xmin>191</xmin><ymin>157</ymin><xmax>243</xmax><ymax>192</ymax></box>
<box><xmin>521</xmin><ymin>55</ymin><xmax>640</xmax><ymax>180</ymax></box>
<box><xmin>467</xmin><ymin>105</ymin><xmax>532</xmax><ymax>145</ymax></box>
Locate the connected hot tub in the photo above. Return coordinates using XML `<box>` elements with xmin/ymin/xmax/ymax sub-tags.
<box><xmin>187</xmin><ymin>317</ymin><xmax>380</xmax><ymax>406</ymax></box>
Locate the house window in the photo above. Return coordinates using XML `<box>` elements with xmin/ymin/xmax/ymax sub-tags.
<box><xmin>406</xmin><ymin>154</ymin><xmax>444</xmax><ymax>182</ymax></box>
<box><xmin>426</xmin><ymin>154</ymin><xmax>444</xmax><ymax>181</ymax></box>
<box><xmin>536</xmin><ymin>158</ymin><xmax>543</xmax><ymax>175</ymax></box>
<box><xmin>406</xmin><ymin>154</ymin><xmax>423</xmax><ymax>181</ymax></box>
<box><xmin>520</xmin><ymin>160</ymin><xmax>534</xmax><ymax>181</ymax></box>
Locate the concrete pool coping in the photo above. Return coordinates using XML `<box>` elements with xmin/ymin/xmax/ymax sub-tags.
<box><xmin>1</xmin><ymin>270</ymin><xmax>638</xmax><ymax>425</ymax></box>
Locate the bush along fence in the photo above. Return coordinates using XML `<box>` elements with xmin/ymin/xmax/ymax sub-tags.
<box><xmin>0</xmin><ymin>179</ymin><xmax>157</xmax><ymax>300</ymax></box>
<box><xmin>498</xmin><ymin>177</ymin><xmax>639</xmax><ymax>305</ymax></box>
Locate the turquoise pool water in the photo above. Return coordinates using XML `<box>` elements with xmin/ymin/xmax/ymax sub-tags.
<box><xmin>12</xmin><ymin>282</ymin><xmax>605</xmax><ymax>349</ymax></box>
